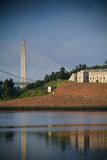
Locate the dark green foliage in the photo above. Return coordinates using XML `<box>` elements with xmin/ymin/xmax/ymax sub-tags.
<box><xmin>58</xmin><ymin>67</ymin><xmax>66</xmax><ymax>79</ymax></box>
<box><xmin>0</xmin><ymin>81</ymin><xmax>3</xmax><ymax>99</ymax></box>
<box><xmin>26</xmin><ymin>80</ymin><xmax>44</xmax><ymax>89</ymax></box>
<box><xmin>14</xmin><ymin>86</ymin><xmax>21</xmax><ymax>97</ymax></box>
<box><xmin>72</xmin><ymin>64</ymin><xmax>87</xmax><ymax>73</ymax></box>
<box><xmin>44</xmin><ymin>67</ymin><xmax>69</xmax><ymax>83</ymax></box>
<box><xmin>34</xmin><ymin>80</ymin><xmax>44</xmax><ymax>88</ymax></box>
<box><xmin>0</xmin><ymin>79</ymin><xmax>20</xmax><ymax>100</ymax></box>
<box><xmin>26</xmin><ymin>83</ymin><xmax>35</xmax><ymax>89</ymax></box>
<box><xmin>58</xmin><ymin>67</ymin><xmax>69</xmax><ymax>79</ymax></box>
<box><xmin>71</xmin><ymin>60</ymin><xmax>107</xmax><ymax>75</ymax></box>
<box><xmin>2</xmin><ymin>79</ymin><xmax>16</xmax><ymax>99</ymax></box>
<box><xmin>49</xmin><ymin>72</ymin><xmax>57</xmax><ymax>81</ymax></box>
<box><xmin>44</xmin><ymin>74</ymin><xmax>50</xmax><ymax>83</ymax></box>
<box><xmin>86</xmin><ymin>60</ymin><xmax>107</xmax><ymax>70</ymax></box>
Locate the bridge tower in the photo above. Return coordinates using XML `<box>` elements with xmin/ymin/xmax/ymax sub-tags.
<box><xmin>20</xmin><ymin>39</ymin><xmax>27</xmax><ymax>87</ymax></box>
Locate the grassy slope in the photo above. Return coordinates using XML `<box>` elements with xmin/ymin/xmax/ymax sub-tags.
<box><xmin>18</xmin><ymin>80</ymin><xmax>67</xmax><ymax>98</ymax></box>
<box><xmin>0</xmin><ymin>81</ymin><xmax>107</xmax><ymax>110</ymax></box>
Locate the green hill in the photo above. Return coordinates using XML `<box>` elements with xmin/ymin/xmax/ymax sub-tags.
<box><xmin>18</xmin><ymin>80</ymin><xmax>67</xmax><ymax>98</ymax></box>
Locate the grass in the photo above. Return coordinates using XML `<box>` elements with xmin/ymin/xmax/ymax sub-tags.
<box><xmin>44</xmin><ymin>80</ymin><xmax>67</xmax><ymax>88</ymax></box>
<box><xmin>18</xmin><ymin>80</ymin><xmax>67</xmax><ymax>98</ymax></box>
<box><xmin>1</xmin><ymin>81</ymin><xmax>107</xmax><ymax>111</ymax></box>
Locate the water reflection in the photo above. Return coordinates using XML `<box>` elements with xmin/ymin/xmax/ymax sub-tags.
<box><xmin>34</xmin><ymin>130</ymin><xmax>107</xmax><ymax>151</ymax></box>
<box><xmin>21</xmin><ymin>129</ymin><xmax>26</xmax><ymax>160</ymax></box>
<box><xmin>0</xmin><ymin>128</ymin><xmax>107</xmax><ymax>160</ymax></box>
<box><xmin>0</xmin><ymin>131</ymin><xmax>14</xmax><ymax>141</ymax></box>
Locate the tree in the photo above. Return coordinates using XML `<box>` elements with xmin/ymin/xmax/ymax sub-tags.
<box><xmin>3</xmin><ymin>79</ymin><xmax>15</xmax><ymax>99</ymax></box>
<box><xmin>26</xmin><ymin>83</ymin><xmax>35</xmax><ymax>89</ymax></box>
<box><xmin>34</xmin><ymin>80</ymin><xmax>44</xmax><ymax>88</ymax></box>
<box><xmin>0</xmin><ymin>81</ymin><xmax>5</xmax><ymax>100</ymax></box>
<box><xmin>0</xmin><ymin>81</ymin><xmax>2</xmax><ymax>99</ymax></box>
<box><xmin>79</xmin><ymin>64</ymin><xmax>82</xmax><ymax>70</ymax></box>
<box><xmin>49</xmin><ymin>72</ymin><xmax>56</xmax><ymax>80</ymax></box>
<box><xmin>44</xmin><ymin>74</ymin><xmax>50</xmax><ymax>83</ymax></box>
<box><xmin>0</xmin><ymin>81</ymin><xmax>3</xmax><ymax>99</ymax></box>
<box><xmin>54</xmin><ymin>71</ymin><xmax>60</xmax><ymax>79</ymax></box>
<box><xmin>58</xmin><ymin>67</ymin><xmax>66</xmax><ymax>79</ymax></box>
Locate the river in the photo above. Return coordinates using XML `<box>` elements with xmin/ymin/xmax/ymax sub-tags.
<box><xmin>0</xmin><ymin>111</ymin><xmax>107</xmax><ymax>160</ymax></box>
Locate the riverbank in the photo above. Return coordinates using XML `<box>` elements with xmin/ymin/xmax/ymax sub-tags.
<box><xmin>0</xmin><ymin>82</ymin><xmax>107</xmax><ymax>110</ymax></box>
<box><xmin>0</xmin><ymin>105</ymin><xmax>107</xmax><ymax>111</ymax></box>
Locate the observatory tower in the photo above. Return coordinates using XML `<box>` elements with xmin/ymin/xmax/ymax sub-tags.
<box><xmin>20</xmin><ymin>39</ymin><xmax>27</xmax><ymax>87</ymax></box>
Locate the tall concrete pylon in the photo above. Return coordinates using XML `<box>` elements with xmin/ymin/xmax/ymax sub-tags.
<box><xmin>20</xmin><ymin>39</ymin><xmax>27</xmax><ymax>87</ymax></box>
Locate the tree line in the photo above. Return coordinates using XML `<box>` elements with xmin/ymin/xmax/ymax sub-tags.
<box><xmin>26</xmin><ymin>67</ymin><xmax>70</xmax><ymax>89</ymax></box>
<box><xmin>27</xmin><ymin>60</ymin><xmax>107</xmax><ymax>89</ymax></box>
<box><xmin>0</xmin><ymin>60</ymin><xmax>107</xmax><ymax>100</ymax></box>
<box><xmin>0</xmin><ymin>67</ymin><xmax>70</xmax><ymax>100</ymax></box>
<box><xmin>71</xmin><ymin>60</ymin><xmax>107</xmax><ymax>74</ymax></box>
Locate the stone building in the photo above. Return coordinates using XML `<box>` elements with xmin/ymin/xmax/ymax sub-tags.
<box><xmin>77</xmin><ymin>70</ymin><xmax>89</xmax><ymax>83</ymax></box>
<box><xmin>89</xmin><ymin>69</ymin><xmax>107</xmax><ymax>83</ymax></box>
<box><xmin>69</xmin><ymin>69</ymin><xmax>107</xmax><ymax>83</ymax></box>
<box><xmin>69</xmin><ymin>73</ymin><xmax>77</xmax><ymax>82</ymax></box>
<box><xmin>69</xmin><ymin>70</ymin><xmax>89</xmax><ymax>83</ymax></box>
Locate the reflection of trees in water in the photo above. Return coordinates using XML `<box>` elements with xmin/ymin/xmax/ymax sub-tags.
<box><xmin>0</xmin><ymin>131</ymin><xmax>14</xmax><ymax>141</ymax></box>
<box><xmin>35</xmin><ymin>130</ymin><xmax>107</xmax><ymax>152</ymax></box>
<box><xmin>35</xmin><ymin>131</ymin><xmax>70</xmax><ymax>150</ymax></box>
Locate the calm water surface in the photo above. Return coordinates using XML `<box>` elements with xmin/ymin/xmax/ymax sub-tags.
<box><xmin>0</xmin><ymin>111</ymin><xmax>107</xmax><ymax>160</ymax></box>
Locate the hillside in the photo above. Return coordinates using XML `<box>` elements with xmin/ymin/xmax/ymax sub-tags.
<box><xmin>18</xmin><ymin>80</ymin><xmax>67</xmax><ymax>98</ymax></box>
<box><xmin>0</xmin><ymin>82</ymin><xmax>107</xmax><ymax>109</ymax></box>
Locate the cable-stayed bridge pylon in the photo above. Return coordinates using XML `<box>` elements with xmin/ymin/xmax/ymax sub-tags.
<box><xmin>0</xmin><ymin>40</ymin><xmax>61</xmax><ymax>87</ymax></box>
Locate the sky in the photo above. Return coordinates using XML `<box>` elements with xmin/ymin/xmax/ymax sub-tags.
<box><xmin>0</xmin><ymin>0</ymin><xmax>107</xmax><ymax>80</ymax></box>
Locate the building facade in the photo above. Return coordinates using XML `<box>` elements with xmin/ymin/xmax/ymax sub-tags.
<box><xmin>89</xmin><ymin>69</ymin><xmax>107</xmax><ymax>83</ymax></box>
<box><xmin>69</xmin><ymin>69</ymin><xmax>107</xmax><ymax>83</ymax></box>
<box><xmin>69</xmin><ymin>73</ymin><xmax>77</xmax><ymax>82</ymax></box>
<box><xmin>69</xmin><ymin>70</ymin><xmax>89</xmax><ymax>83</ymax></box>
<box><xmin>77</xmin><ymin>70</ymin><xmax>89</xmax><ymax>83</ymax></box>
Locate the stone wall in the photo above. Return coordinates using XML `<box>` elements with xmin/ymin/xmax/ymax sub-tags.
<box><xmin>89</xmin><ymin>70</ymin><xmax>107</xmax><ymax>83</ymax></box>
<box><xmin>69</xmin><ymin>69</ymin><xmax>107</xmax><ymax>83</ymax></box>
<box><xmin>69</xmin><ymin>73</ymin><xmax>77</xmax><ymax>82</ymax></box>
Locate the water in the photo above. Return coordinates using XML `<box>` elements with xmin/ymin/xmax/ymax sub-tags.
<box><xmin>0</xmin><ymin>111</ymin><xmax>107</xmax><ymax>160</ymax></box>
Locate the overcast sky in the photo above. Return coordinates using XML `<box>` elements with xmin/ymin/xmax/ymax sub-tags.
<box><xmin>0</xmin><ymin>0</ymin><xmax>107</xmax><ymax>71</ymax></box>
